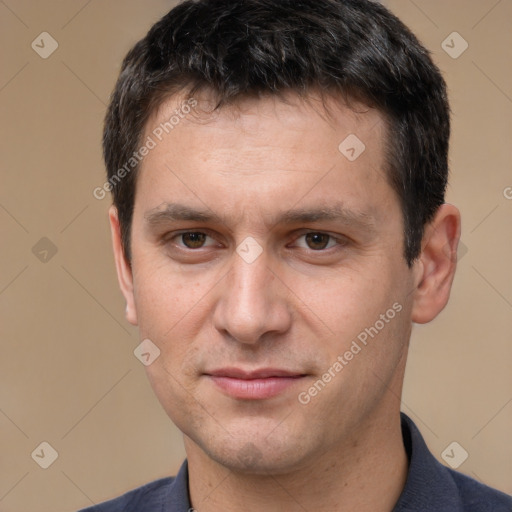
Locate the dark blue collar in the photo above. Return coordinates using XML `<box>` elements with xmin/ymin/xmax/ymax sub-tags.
<box><xmin>393</xmin><ymin>412</ymin><xmax>463</xmax><ymax>511</ymax></box>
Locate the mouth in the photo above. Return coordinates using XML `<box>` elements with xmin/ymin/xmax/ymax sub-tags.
<box><xmin>203</xmin><ymin>368</ymin><xmax>308</xmax><ymax>400</ymax></box>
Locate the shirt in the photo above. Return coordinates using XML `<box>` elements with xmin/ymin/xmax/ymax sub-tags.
<box><xmin>78</xmin><ymin>413</ymin><xmax>512</xmax><ymax>511</ymax></box>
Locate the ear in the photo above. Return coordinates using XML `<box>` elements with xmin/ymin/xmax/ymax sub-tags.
<box><xmin>109</xmin><ymin>205</ymin><xmax>138</xmax><ymax>326</ymax></box>
<box><xmin>411</xmin><ymin>203</ymin><xmax>461</xmax><ymax>324</ymax></box>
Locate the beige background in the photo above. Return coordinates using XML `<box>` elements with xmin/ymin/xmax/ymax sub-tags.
<box><xmin>0</xmin><ymin>1</ymin><xmax>511</xmax><ymax>511</ymax></box>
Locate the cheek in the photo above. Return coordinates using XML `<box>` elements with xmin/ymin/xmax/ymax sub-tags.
<box><xmin>289</xmin><ymin>267</ymin><xmax>395</xmax><ymax>341</ymax></box>
<box><xmin>131</xmin><ymin>260</ymin><xmax>225</xmax><ymax>378</ymax></box>
<box><xmin>132</xmin><ymin>257</ymin><xmax>205</xmax><ymax>336</ymax></box>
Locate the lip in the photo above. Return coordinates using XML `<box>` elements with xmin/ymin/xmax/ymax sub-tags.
<box><xmin>204</xmin><ymin>368</ymin><xmax>307</xmax><ymax>400</ymax></box>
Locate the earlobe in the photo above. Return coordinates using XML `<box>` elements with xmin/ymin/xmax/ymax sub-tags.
<box><xmin>109</xmin><ymin>205</ymin><xmax>138</xmax><ymax>326</ymax></box>
<box><xmin>411</xmin><ymin>203</ymin><xmax>461</xmax><ymax>324</ymax></box>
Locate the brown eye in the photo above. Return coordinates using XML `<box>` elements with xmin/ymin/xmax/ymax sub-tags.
<box><xmin>304</xmin><ymin>233</ymin><xmax>331</xmax><ymax>250</ymax></box>
<box><xmin>181</xmin><ymin>232</ymin><xmax>207</xmax><ymax>248</ymax></box>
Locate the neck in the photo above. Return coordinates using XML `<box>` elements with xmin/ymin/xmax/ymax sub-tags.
<box><xmin>186</xmin><ymin>409</ymin><xmax>408</xmax><ymax>512</ymax></box>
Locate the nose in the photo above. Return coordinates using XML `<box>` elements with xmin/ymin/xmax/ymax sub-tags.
<box><xmin>212</xmin><ymin>247</ymin><xmax>292</xmax><ymax>345</ymax></box>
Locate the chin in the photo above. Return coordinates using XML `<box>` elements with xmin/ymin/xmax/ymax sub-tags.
<box><xmin>194</xmin><ymin>426</ymin><xmax>314</xmax><ymax>475</ymax></box>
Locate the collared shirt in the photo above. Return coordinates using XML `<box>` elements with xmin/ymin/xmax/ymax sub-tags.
<box><xmin>78</xmin><ymin>413</ymin><xmax>512</xmax><ymax>511</ymax></box>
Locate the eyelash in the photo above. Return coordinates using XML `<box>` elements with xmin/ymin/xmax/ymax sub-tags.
<box><xmin>164</xmin><ymin>230</ymin><xmax>347</xmax><ymax>252</ymax></box>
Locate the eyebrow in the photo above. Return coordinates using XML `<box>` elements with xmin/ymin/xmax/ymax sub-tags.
<box><xmin>144</xmin><ymin>202</ymin><xmax>377</xmax><ymax>233</ymax></box>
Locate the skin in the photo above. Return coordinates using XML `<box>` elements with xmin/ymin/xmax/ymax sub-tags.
<box><xmin>110</xmin><ymin>91</ymin><xmax>461</xmax><ymax>511</ymax></box>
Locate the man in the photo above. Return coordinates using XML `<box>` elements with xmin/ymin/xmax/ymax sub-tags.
<box><xmin>82</xmin><ymin>0</ymin><xmax>512</xmax><ymax>510</ymax></box>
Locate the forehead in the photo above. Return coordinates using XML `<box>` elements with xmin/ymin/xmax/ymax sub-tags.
<box><xmin>136</xmin><ymin>90</ymin><xmax>397</xmax><ymax>229</ymax></box>
<box><xmin>145</xmin><ymin>90</ymin><xmax>387</xmax><ymax>152</ymax></box>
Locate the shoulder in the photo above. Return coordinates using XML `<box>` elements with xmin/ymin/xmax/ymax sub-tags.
<box><xmin>447</xmin><ymin>468</ymin><xmax>512</xmax><ymax>511</ymax></box>
<box><xmin>77</xmin><ymin>476</ymin><xmax>174</xmax><ymax>512</ymax></box>
<box><xmin>396</xmin><ymin>413</ymin><xmax>512</xmax><ymax>511</ymax></box>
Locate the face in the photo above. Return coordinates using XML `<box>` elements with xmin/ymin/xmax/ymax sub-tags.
<box><xmin>112</xmin><ymin>92</ymin><xmax>426</xmax><ymax>474</ymax></box>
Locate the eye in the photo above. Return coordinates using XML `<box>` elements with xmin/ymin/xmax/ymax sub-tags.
<box><xmin>173</xmin><ymin>231</ymin><xmax>217</xmax><ymax>249</ymax></box>
<box><xmin>293</xmin><ymin>232</ymin><xmax>341</xmax><ymax>251</ymax></box>
<box><xmin>165</xmin><ymin>230</ymin><xmax>345</xmax><ymax>253</ymax></box>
